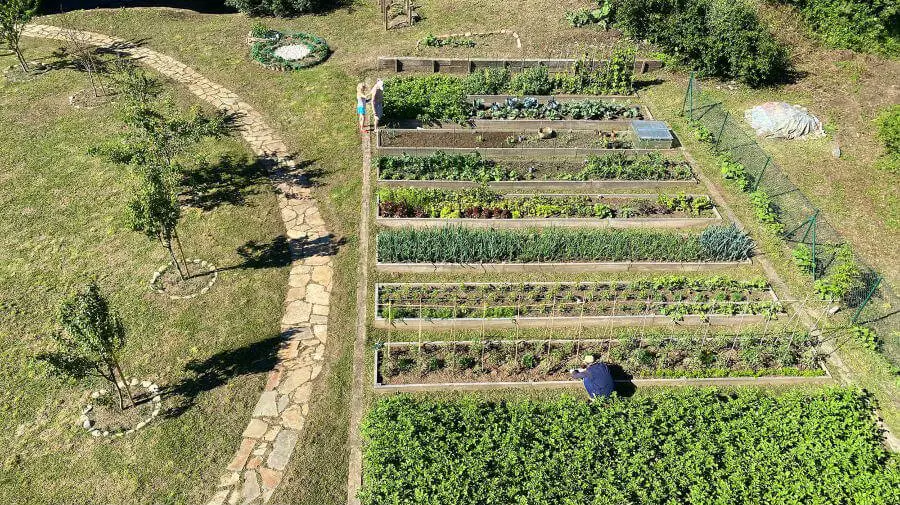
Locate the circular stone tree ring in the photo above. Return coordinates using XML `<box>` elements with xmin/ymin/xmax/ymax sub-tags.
<box><xmin>251</xmin><ymin>31</ymin><xmax>330</xmax><ymax>71</ymax></box>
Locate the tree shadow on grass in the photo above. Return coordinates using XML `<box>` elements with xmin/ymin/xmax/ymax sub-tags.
<box><xmin>181</xmin><ymin>154</ymin><xmax>268</xmax><ymax>211</ymax></box>
<box><xmin>221</xmin><ymin>233</ymin><xmax>346</xmax><ymax>272</ymax></box>
<box><xmin>158</xmin><ymin>330</ymin><xmax>302</xmax><ymax>419</ymax></box>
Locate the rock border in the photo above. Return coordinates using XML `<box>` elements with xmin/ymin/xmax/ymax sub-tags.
<box><xmin>250</xmin><ymin>31</ymin><xmax>330</xmax><ymax>72</ymax></box>
<box><xmin>80</xmin><ymin>378</ymin><xmax>162</xmax><ymax>438</ymax></box>
<box><xmin>69</xmin><ymin>87</ymin><xmax>114</xmax><ymax>109</ymax></box>
<box><xmin>150</xmin><ymin>258</ymin><xmax>218</xmax><ymax>300</ymax></box>
<box><xmin>416</xmin><ymin>30</ymin><xmax>522</xmax><ymax>50</ymax></box>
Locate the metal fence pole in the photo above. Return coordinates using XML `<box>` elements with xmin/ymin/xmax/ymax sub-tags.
<box><xmin>752</xmin><ymin>157</ymin><xmax>770</xmax><ymax>192</ymax></box>
<box><xmin>714</xmin><ymin>111</ymin><xmax>730</xmax><ymax>148</ymax></box>
<box><xmin>852</xmin><ymin>275</ymin><xmax>882</xmax><ymax>324</ymax></box>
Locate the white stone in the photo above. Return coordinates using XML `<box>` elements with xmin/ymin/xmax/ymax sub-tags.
<box><xmin>252</xmin><ymin>391</ymin><xmax>279</xmax><ymax>417</ymax></box>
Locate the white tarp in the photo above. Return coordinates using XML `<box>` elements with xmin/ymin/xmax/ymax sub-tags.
<box><xmin>744</xmin><ymin>102</ymin><xmax>824</xmax><ymax>140</ymax></box>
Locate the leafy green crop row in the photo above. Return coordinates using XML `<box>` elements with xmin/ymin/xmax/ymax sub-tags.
<box><xmin>383</xmin><ymin>49</ymin><xmax>635</xmax><ymax>122</ymax></box>
<box><xmin>377</xmin><ymin>187</ymin><xmax>713</xmax><ymax>219</ymax></box>
<box><xmin>377</xmin><ymin>225</ymin><xmax>754</xmax><ymax>263</ymax></box>
<box><xmin>361</xmin><ymin>389</ymin><xmax>900</xmax><ymax>505</ymax></box>
<box><xmin>377</xmin><ymin>151</ymin><xmax>693</xmax><ymax>182</ymax></box>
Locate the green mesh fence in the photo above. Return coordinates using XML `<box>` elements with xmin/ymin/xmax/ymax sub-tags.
<box><xmin>682</xmin><ymin>74</ymin><xmax>899</xmax><ymax>367</ymax></box>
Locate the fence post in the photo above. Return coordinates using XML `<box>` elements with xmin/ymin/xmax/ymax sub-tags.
<box><xmin>852</xmin><ymin>275</ymin><xmax>882</xmax><ymax>324</ymax></box>
<box><xmin>681</xmin><ymin>71</ymin><xmax>694</xmax><ymax>119</ymax></box>
<box><xmin>752</xmin><ymin>157</ymin><xmax>770</xmax><ymax>192</ymax></box>
<box><xmin>714</xmin><ymin>111</ymin><xmax>730</xmax><ymax>149</ymax></box>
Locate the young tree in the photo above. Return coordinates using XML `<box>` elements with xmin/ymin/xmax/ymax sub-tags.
<box><xmin>127</xmin><ymin>164</ymin><xmax>188</xmax><ymax>279</ymax></box>
<box><xmin>43</xmin><ymin>282</ymin><xmax>135</xmax><ymax>411</ymax></box>
<box><xmin>0</xmin><ymin>0</ymin><xmax>38</xmax><ymax>73</ymax></box>
<box><xmin>92</xmin><ymin>66</ymin><xmax>229</xmax><ymax>280</ymax></box>
<box><xmin>60</xmin><ymin>22</ymin><xmax>107</xmax><ymax>98</ymax></box>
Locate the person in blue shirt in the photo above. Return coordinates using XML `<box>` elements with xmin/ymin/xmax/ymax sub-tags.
<box><xmin>570</xmin><ymin>355</ymin><xmax>615</xmax><ymax>399</ymax></box>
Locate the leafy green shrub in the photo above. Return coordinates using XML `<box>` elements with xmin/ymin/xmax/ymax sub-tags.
<box><xmin>613</xmin><ymin>0</ymin><xmax>790</xmax><ymax>86</ymax></box>
<box><xmin>875</xmin><ymin>105</ymin><xmax>900</xmax><ymax>174</ymax></box>
<box><xmin>226</xmin><ymin>0</ymin><xmax>326</xmax><ymax>17</ymax></box>
<box><xmin>566</xmin><ymin>0</ymin><xmax>614</xmax><ymax>27</ymax></box>
<box><xmin>377</xmin><ymin>225</ymin><xmax>755</xmax><ymax>263</ymax></box>
<box><xmin>382</xmin><ymin>75</ymin><xmax>471</xmax><ymax>123</ymax></box>
<box><xmin>814</xmin><ymin>245</ymin><xmax>863</xmax><ymax>303</ymax></box>
<box><xmin>361</xmin><ymin>389</ymin><xmax>900</xmax><ymax>505</ymax></box>
<box><xmin>720</xmin><ymin>155</ymin><xmax>751</xmax><ymax>190</ymax></box>
<box><xmin>748</xmin><ymin>190</ymin><xmax>784</xmax><ymax>233</ymax></box>
<box><xmin>779</xmin><ymin>0</ymin><xmax>899</xmax><ymax>55</ymax></box>
<box><xmin>850</xmin><ymin>325</ymin><xmax>882</xmax><ymax>352</ymax></box>
<box><xmin>463</xmin><ymin>67</ymin><xmax>512</xmax><ymax>95</ymax></box>
<box><xmin>508</xmin><ymin>66</ymin><xmax>554</xmax><ymax>95</ymax></box>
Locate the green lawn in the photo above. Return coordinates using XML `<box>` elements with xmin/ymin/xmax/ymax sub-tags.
<box><xmin>0</xmin><ymin>41</ymin><xmax>288</xmax><ymax>504</ymax></box>
<box><xmin>3</xmin><ymin>2</ymin><xmax>898</xmax><ymax>503</ymax></box>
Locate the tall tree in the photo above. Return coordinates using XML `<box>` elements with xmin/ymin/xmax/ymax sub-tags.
<box><xmin>0</xmin><ymin>0</ymin><xmax>38</xmax><ymax>73</ymax></box>
<box><xmin>42</xmin><ymin>282</ymin><xmax>135</xmax><ymax>411</ymax></box>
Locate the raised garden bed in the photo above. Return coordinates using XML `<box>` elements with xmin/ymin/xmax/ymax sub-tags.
<box><xmin>377</xmin><ymin>151</ymin><xmax>693</xmax><ymax>181</ymax></box>
<box><xmin>374</xmin><ymin>333</ymin><xmax>825</xmax><ymax>388</ymax></box>
<box><xmin>360</xmin><ymin>390</ymin><xmax>898</xmax><ymax>505</ymax></box>
<box><xmin>377</xmin><ymin>128</ymin><xmax>634</xmax><ymax>149</ymax></box>
<box><xmin>376</xmin><ymin>188</ymin><xmax>722</xmax><ymax>229</ymax></box>
<box><xmin>376</xmin><ymin>151</ymin><xmax>697</xmax><ymax>190</ymax></box>
<box><xmin>377</xmin><ymin>56</ymin><xmax>664</xmax><ymax>75</ymax></box>
<box><xmin>374</xmin><ymin>278</ymin><xmax>783</xmax><ymax>329</ymax></box>
<box><xmin>375</xmin><ymin>225</ymin><xmax>755</xmax><ymax>271</ymax></box>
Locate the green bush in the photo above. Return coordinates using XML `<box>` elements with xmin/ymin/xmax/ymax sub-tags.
<box><xmin>361</xmin><ymin>389</ymin><xmax>900</xmax><ymax>505</ymax></box>
<box><xmin>613</xmin><ymin>0</ymin><xmax>790</xmax><ymax>86</ymax></box>
<box><xmin>376</xmin><ymin>225</ymin><xmax>754</xmax><ymax>263</ymax></box>
<box><xmin>780</xmin><ymin>0</ymin><xmax>899</xmax><ymax>55</ymax></box>
<box><xmin>508</xmin><ymin>66</ymin><xmax>555</xmax><ymax>95</ymax></box>
<box><xmin>382</xmin><ymin>75</ymin><xmax>471</xmax><ymax>123</ymax></box>
<box><xmin>462</xmin><ymin>67</ymin><xmax>511</xmax><ymax>95</ymax></box>
<box><xmin>814</xmin><ymin>245</ymin><xmax>864</xmax><ymax>303</ymax></box>
<box><xmin>225</xmin><ymin>0</ymin><xmax>326</xmax><ymax>17</ymax></box>
<box><xmin>875</xmin><ymin>105</ymin><xmax>900</xmax><ymax>174</ymax></box>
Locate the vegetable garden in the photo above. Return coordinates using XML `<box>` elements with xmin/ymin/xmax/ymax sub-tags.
<box><xmin>354</xmin><ymin>51</ymin><xmax>884</xmax><ymax>502</ymax></box>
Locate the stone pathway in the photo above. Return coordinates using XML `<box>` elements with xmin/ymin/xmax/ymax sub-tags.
<box><xmin>24</xmin><ymin>24</ymin><xmax>336</xmax><ymax>504</ymax></box>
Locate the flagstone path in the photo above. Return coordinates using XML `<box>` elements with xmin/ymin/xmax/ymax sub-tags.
<box><xmin>24</xmin><ymin>24</ymin><xmax>336</xmax><ymax>505</ymax></box>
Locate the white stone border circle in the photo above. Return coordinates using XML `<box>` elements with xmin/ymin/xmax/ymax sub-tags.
<box><xmin>80</xmin><ymin>378</ymin><xmax>162</xmax><ymax>438</ymax></box>
<box><xmin>150</xmin><ymin>258</ymin><xmax>218</xmax><ymax>299</ymax></box>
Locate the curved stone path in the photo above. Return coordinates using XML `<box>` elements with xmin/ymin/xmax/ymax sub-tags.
<box><xmin>24</xmin><ymin>24</ymin><xmax>334</xmax><ymax>505</ymax></box>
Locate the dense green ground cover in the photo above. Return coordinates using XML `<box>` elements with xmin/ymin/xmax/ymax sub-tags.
<box><xmin>361</xmin><ymin>388</ymin><xmax>900</xmax><ymax>505</ymax></box>
<box><xmin>0</xmin><ymin>43</ymin><xmax>288</xmax><ymax>504</ymax></box>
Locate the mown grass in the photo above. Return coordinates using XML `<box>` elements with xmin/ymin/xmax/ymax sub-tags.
<box><xmin>10</xmin><ymin>1</ymin><xmax>899</xmax><ymax>503</ymax></box>
<box><xmin>0</xmin><ymin>41</ymin><xmax>288</xmax><ymax>504</ymax></box>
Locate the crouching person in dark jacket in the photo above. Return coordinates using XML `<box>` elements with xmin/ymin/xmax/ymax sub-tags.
<box><xmin>570</xmin><ymin>355</ymin><xmax>615</xmax><ymax>399</ymax></box>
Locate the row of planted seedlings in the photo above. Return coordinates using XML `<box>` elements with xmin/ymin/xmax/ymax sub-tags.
<box><xmin>372</xmin><ymin>323</ymin><xmax>829</xmax><ymax>388</ymax></box>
